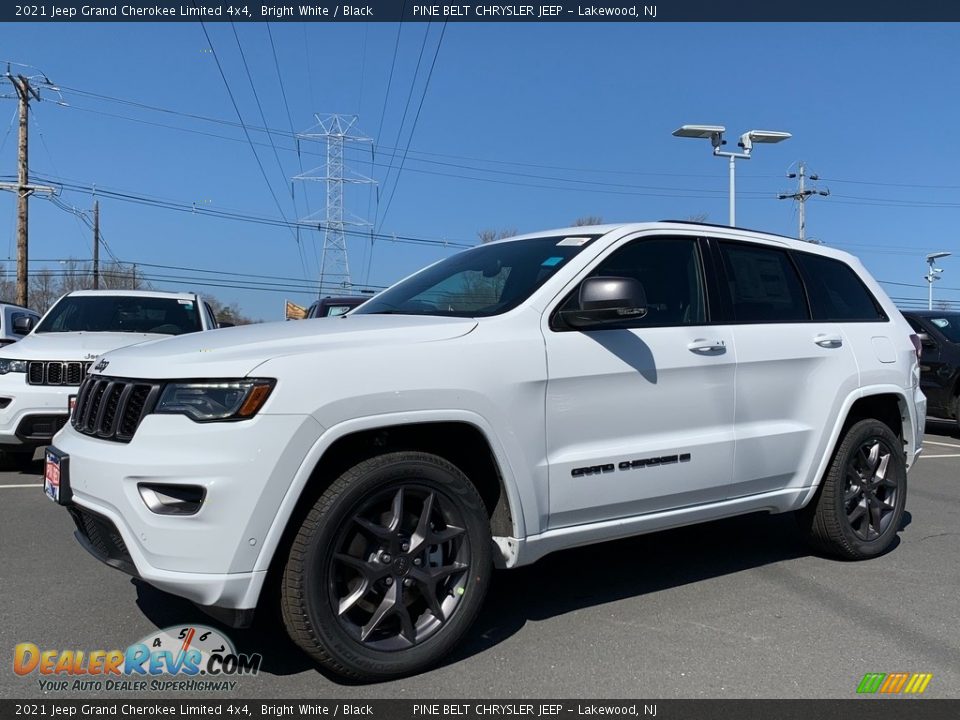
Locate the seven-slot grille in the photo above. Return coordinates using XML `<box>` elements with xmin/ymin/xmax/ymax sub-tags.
<box><xmin>27</xmin><ymin>360</ymin><xmax>93</xmax><ymax>386</ymax></box>
<box><xmin>71</xmin><ymin>375</ymin><xmax>161</xmax><ymax>442</ymax></box>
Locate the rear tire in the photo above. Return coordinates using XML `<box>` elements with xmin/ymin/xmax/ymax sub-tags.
<box><xmin>280</xmin><ymin>451</ymin><xmax>492</xmax><ymax>681</ymax></box>
<box><xmin>798</xmin><ymin>419</ymin><xmax>907</xmax><ymax>559</ymax></box>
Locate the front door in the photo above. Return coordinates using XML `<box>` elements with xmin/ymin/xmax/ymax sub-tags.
<box><xmin>543</xmin><ymin>235</ymin><xmax>736</xmax><ymax>529</ymax></box>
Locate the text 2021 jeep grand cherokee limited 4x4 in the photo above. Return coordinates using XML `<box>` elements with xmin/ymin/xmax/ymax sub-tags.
<box><xmin>45</xmin><ymin>222</ymin><xmax>925</xmax><ymax>680</ymax></box>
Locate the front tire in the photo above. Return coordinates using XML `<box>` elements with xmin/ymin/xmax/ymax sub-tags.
<box><xmin>798</xmin><ymin>419</ymin><xmax>907</xmax><ymax>559</ymax></box>
<box><xmin>280</xmin><ymin>451</ymin><xmax>492</xmax><ymax>681</ymax></box>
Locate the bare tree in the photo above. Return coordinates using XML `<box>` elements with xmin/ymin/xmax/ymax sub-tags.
<box><xmin>572</xmin><ymin>215</ymin><xmax>604</xmax><ymax>227</ymax></box>
<box><xmin>685</xmin><ymin>212</ymin><xmax>710</xmax><ymax>223</ymax></box>
<box><xmin>29</xmin><ymin>269</ymin><xmax>59</xmax><ymax>314</ymax></box>
<box><xmin>477</xmin><ymin>228</ymin><xmax>518</xmax><ymax>244</ymax></box>
<box><xmin>205</xmin><ymin>296</ymin><xmax>256</xmax><ymax>325</ymax></box>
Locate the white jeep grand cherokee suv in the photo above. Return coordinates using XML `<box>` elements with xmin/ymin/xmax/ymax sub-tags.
<box><xmin>0</xmin><ymin>290</ymin><xmax>216</xmax><ymax>463</ymax></box>
<box><xmin>46</xmin><ymin>222</ymin><xmax>925</xmax><ymax>680</ymax></box>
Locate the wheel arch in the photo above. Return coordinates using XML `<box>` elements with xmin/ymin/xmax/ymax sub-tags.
<box><xmin>250</xmin><ymin>411</ymin><xmax>527</xmax><ymax>609</ymax></box>
<box><xmin>799</xmin><ymin>386</ymin><xmax>916</xmax><ymax>508</ymax></box>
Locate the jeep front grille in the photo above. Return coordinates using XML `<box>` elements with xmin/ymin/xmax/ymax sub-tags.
<box><xmin>27</xmin><ymin>361</ymin><xmax>93</xmax><ymax>386</ymax></box>
<box><xmin>72</xmin><ymin>376</ymin><xmax>161</xmax><ymax>442</ymax></box>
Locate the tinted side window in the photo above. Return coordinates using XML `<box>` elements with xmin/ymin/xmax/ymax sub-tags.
<box><xmin>561</xmin><ymin>237</ymin><xmax>706</xmax><ymax>327</ymax></box>
<box><xmin>718</xmin><ymin>242</ymin><xmax>809</xmax><ymax>323</ymax></box>
<box><xmin>793</xmin><ymin>253</ymin><xmax>887</xmax><ymax>322</ymax></box>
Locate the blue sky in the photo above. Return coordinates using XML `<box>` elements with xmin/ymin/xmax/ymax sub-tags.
<box><xmin>1</xmin><ymin>22</ymin><xmax>959</xmax><ymax>319</ymax></box>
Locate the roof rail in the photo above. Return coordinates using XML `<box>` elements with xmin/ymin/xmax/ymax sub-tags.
<box><xmin>658</xmin><ymin>219</ymin><xmax>797</xmax><ymax>242</ymax></box>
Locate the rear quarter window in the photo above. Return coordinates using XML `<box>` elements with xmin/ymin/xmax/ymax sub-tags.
<box><xmin>793</xmin><ymin>252</ymin><xmax>887</xmax><ymax>322</ymax></box>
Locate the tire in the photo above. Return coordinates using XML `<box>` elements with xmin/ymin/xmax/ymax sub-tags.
<box><xmin>280</xmin><ymin>451</ymin><xmax>492</xmax><ymax>681</ymax></box>
<box><xmin>798</xmin><ymin>418</ymin><xmax>907</xmax><ymax>559</ymax></box>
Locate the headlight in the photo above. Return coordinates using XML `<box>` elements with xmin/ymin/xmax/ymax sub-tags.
<box><xmin>0</xmin><ymin>359</ymin><xmax>27</xmax><ymax>375</ymax></box>
<box><xmin>154</xmin><ymin>379</ymin><xmax>274</xmax><ymax>422</ymax></box>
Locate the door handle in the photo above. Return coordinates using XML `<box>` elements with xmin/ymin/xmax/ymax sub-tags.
<box><xmin>687</xmin><ymin>339</ymin><xmax>727</xmax><ymax>353</ymax></box>
<box><xmin>814</xmin><ymin>333</ymin><xmax>843</xmax><ymax>348</ymax></box>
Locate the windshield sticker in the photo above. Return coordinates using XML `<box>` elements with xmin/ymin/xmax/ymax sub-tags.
<box><xmin>557</xmin><ymin>237</ymin><xmax>591</xmax><ymax>246</ymax></box>
<box><xmin>541</xmin><ymin>256</ymin><xmax>564</xmax><ymax>267</ymax></box>
<box><xmin>932</xmin><ymin>318</ymin><xmax>950</xmax><ymax>328</ymax></box>
<box><xmin>179</xmin><ymin>300</ymin><xmax>194</xmax><ymax>307</ymax></box>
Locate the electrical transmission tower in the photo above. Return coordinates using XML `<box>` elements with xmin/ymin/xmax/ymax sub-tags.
<box><xmin>778</xmin><ymin>161</ymin><xmax>830</xmax><ymax>243</ymax></box>
<box><xmin>295</xmin><ymin>115</ymin><xmax>374</xmax><ymax>297</ymax></box>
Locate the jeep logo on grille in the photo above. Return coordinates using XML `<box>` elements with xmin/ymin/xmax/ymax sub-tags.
<box><xmin>92</xmin><ymin>359</ymin><xmax>109</xmax><ymax>372</ymax></box>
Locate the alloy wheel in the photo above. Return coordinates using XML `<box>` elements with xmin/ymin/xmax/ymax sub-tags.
<box><xmin>844</xmin><ymin>438</ymin><xmax>899</xmax><ymax>542</ymax></box>
<box><xmin>328</xmin><ymin>485</ymin><xmax>471</xmax><ymax>651</ymax></box>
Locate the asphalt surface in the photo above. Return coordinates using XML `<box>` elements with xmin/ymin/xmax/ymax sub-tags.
<box><xmin>1</xmin><ymin>422</ymin><xmax>958</xmax><ymax>700</ymax></box>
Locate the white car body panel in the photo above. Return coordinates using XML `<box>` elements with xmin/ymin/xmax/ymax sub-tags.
<box><xmin>49</xmin><ymin>222</ymin><xmax>925</xmax><ymax>615</ymax></box>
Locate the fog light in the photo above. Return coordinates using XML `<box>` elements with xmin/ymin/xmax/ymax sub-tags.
<box><xmin>137</xmin><ymin>483</ymin><xmax>205</xmax><ymax>515</ymax></box>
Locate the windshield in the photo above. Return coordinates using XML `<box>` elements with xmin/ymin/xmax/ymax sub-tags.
<box><xmin>354</xmin><ymin>235</ymin><xmax>598</xmax><ymax>317</ymax></box>
<box><xmin>926</xmin><ymin>315</ymin><xmax>960</xmax><ymax>344</ymax></box>
<box><xmin>36</xmin><ymin>295</ymin><xmax>203</xmax><ymax>335</ymax></box>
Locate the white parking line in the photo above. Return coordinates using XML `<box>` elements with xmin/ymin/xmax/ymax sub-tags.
<box><xmin>923</xmin><ymin>440</ymin><xmax>960</xmax><ymax>449</ymax></box>
<box><xmin>921</xmin><ymin>454</ymin><xmax>960</xmax><ymax>459</ymax></box>
<box><xmin>0</xmin><ymin>484</ymin><xmax>41</xmax><ymax>489</ymax></box>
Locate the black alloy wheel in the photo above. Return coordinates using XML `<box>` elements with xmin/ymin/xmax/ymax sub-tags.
<box><xmin>281</xmin><ymin>451</ymin><xmax>492</xmax><ymax>680</ymax></box>
<box><xmin>798</xmin><ymin>418</ymin><xmax>907</xmax><ymax>560</ymax></box>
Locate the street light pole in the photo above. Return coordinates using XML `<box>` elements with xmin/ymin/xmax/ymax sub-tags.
<box><xmin>673</xmin><ymin>125</ymin><xmax>791</xmax><ymax>227</ymax></box>
<box><xmin>925</xmin><ymin>252</ymin><xmax>951</xmax><ymax>310</ymax></box>
<box><xmin>727</xmin><ymin>154</ymin><xmax>735</xmax><ymax>226</ymax></box>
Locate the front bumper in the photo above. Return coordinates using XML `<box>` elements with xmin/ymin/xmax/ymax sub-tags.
<box><xmin>52</xmin><ymin>411</ymin><xmax>322</xmax><ymax>610</ymax></box>
<box><xmin>0</xmin><ymin>377</ymin><xmax>74</xmax><ymax>447</ymax></box>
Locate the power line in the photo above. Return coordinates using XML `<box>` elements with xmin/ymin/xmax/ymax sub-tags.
<box><xmin>266</xmin><ymin>23</ymin><xmax>314</xmax><ymax>278</ymax></box>
<box><xmin>34</xmin><ymin>174</ymin><xmax>473</xmax><ymax>249</ymax></box>
<box><xmin>198</xmin><ymin>21</ymin><xmax>306</xmax><ymax>276</ymax></box>
<box><xmin>378</xmin><ymin>22</ymin><xmax>446</xmax><ymax>233</ymax></box>
<box><xmin>377</xmin><ymin>22</ymin><xmax>431</xmax><ymax>226</ymax></box>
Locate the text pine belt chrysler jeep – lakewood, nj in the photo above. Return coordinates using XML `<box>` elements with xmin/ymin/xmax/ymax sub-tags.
<box><xmin>43</xmin><ymin>222</ymin><xmax>925</xmax><ymax>681</ymax></box>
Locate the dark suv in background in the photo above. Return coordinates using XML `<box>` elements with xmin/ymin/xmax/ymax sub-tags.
<box><xmin>306</xmin><ymin>295</ymin><xmax>368</xmax><ymax>318</ymax></box>
<box><xmin>902</xmin><ymin>310</ymin><xmax>960</xmax><ymax>427</ymax></box>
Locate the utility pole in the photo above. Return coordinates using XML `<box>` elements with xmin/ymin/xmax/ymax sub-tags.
<box><xmin>92</xmin><ymin>200</ymin><xmax>100</xmax><ymax>289</ymax></box>
<box><xmin>0</xmin><ymin>69</ymin><xmax>55</xmax><ymax>307</ymax></box>
<box><xmin>295</xmin><ymin>115</ymin><xmax>375</xmax><ymax>297</ymax></box>
<box><xmin>778</xmin><ymin>162</ymin><xmax>830</xmax><ymax>242</ymax></box>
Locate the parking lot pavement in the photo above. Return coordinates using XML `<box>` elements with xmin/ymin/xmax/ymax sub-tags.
<box><xmin>1</xmin><ymin>426</ymin><xmax>958</xmax><ymax>700</ymax></box>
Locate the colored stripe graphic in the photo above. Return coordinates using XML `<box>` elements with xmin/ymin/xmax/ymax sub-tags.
<box><xmin>904</xmin><ymin>674</ymin><xmax>933</xmax><ymax>694</ymax></box>
<box><xmin>857</xmin><ymin>673</ymin><xmax>886</xmax><ymax>694</ymax></box>
<box><xmin>858</xmin><ymin>672</ymin><xmax>932</xmax><ymax>694</ymax></box>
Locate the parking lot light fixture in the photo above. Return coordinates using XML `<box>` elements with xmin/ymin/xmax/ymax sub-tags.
<box><xmin>925</xmin><ymin>252</ymin><xmax>951</xmax><ymax>310</ymax></box>
<box><xmin>672</xmin><ymin>125</ymin><xmax>791</xmax><ymax>227</ymax></box>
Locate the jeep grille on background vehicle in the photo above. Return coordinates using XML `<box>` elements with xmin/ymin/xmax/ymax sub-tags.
<box><xmin>27</xmin><ymin>361</ymin><xmax>94</xmax><ymax>386</ymax></box>
<box><xmin>71</xmin><ymin>376</ymin><xmax>161</xmax><ymax>442</ymax></box>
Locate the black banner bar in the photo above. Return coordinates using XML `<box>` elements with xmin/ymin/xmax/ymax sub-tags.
<box><xmin>1</xmin><ymin>700</ymin><xmax>958</xmax><ymax>720</ymax></box>
<box><xmin>3</xmin><ymin>0</ymin><xmax>960</xmax><ymax>23</ymax></box>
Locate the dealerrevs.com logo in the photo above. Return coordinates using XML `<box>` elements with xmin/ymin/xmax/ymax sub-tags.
<box><xmin>13</xmin><ymin>625</ymin><xmax>262</xmax><ymax>693</ymax></box>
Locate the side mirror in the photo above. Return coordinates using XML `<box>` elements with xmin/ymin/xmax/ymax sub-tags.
<box><xmin>12</xmin><ymin>316</ymin><xmax>35</xmax><ymax>335</ymax></box>
<box><xmin>918</xmin><ymin>332</ymin><xmax>935</xmax><ymax>348</ymax></box>
<box><xmin>217</xmin><ymin>320</ymin><xmax>235</xmax><ymax>329</ymax></box>
<box><xmin>559</xmin><ymin>276</ymin><xmax>648</xmax><ymax>329</ymax></box>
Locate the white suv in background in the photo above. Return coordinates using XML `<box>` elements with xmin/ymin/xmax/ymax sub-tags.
<box><xmin>47</xmin><ymin>222</ymin><xmax>925</xmax><ymax>681</ymax></box>
<box><xmin>0</xmin><ymin>290</ymin><xmax>217</xmax><ymax>463</ymax></box>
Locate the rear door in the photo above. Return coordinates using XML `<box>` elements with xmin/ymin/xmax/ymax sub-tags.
<box><xmin>543</xmin><ymin>234</ymin><xmax>737</xmax><ymax>528</ymax></box>
<box><xmin>712</xmin><ymin>239</ymin><xmax>861</xmax><ymax>498</ymax></box>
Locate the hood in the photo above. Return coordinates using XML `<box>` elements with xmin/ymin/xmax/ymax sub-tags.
<box><xmin>0</xmin><ymin>331</ymin><xmax>168</xmax><ymax>361</ymax></box>
<box><xmin>89</xmin><ymin>314</ymin><xmax>479</xmax><ymax>379</ymax></box>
